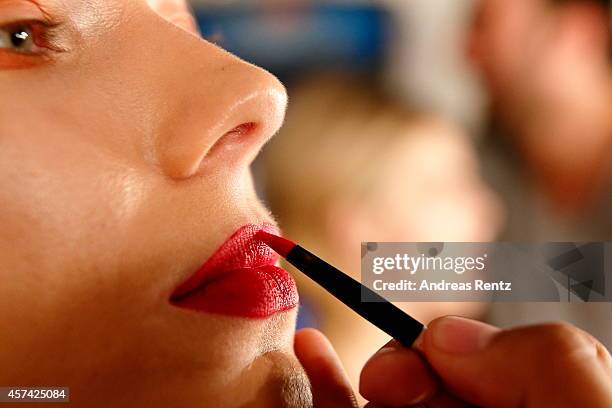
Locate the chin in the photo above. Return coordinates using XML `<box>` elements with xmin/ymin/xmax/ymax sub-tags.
<box><xmin>235</xmin><ymin>350</ymin><xmax>313</xmax><ymax>408</ymax></box>
<box><xmin>141</xmin><ymin>310</ymin><xmax>309</xmax><ymax>408</ymax></box>
<box><xmin>162</xmin><ymin>349</ymin><xmax>313</xmax><ymax>408</ymax></box>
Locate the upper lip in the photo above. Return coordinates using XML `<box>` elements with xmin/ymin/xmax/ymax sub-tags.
<box><xmin>170</xmin><ymin>223</ymin><xmax>280</xmax><ymax>300</ymax></box>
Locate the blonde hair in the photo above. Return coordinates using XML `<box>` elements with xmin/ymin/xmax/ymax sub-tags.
<box><xmin>262</xmin><ymin>74</ymin><xmax>422</xmax><ymax>232</ymax></box>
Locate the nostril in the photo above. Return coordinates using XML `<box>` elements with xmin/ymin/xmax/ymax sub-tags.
<box><xmin>227</xmin><ymin>122</ymin><xmax>257</xmax><ymax>136</ymax></box>
<box><xmin>206</xmin><ymin>122</ymin><xmax>258</xmax><ymax>158</ymax></box>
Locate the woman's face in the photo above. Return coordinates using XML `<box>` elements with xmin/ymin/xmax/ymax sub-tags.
<box><xmin>0</xmin><ymin>0</ymin><xmax>308</xmax><ymax>406</ymax></box>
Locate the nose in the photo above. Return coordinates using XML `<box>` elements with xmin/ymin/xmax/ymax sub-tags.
<box><xmin>150</xmin><ymin>22</ymin><xmax>287</xmax><ymax>179</ymax></box>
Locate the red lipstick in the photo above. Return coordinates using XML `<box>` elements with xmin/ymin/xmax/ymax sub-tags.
<box><xmin>170</xmin><ymin>224</ymin><xmax>298</xmax><ymax>318</ymax></box>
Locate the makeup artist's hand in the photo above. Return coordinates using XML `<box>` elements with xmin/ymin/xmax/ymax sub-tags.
<box><xmin>295</xmin><ymin>328</ymin><xmax>359</xmax><ymax>407</ymax></box>
<box><xmin>360</xmin><ymin>316</ymin><xmax>612</xmax><ymax>407</ymax></box>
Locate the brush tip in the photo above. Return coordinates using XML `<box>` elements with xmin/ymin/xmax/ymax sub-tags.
<box><xmin>256</xmin><ymin>230</ymin><xmax>296</xmax><ymax>258</ymax></box>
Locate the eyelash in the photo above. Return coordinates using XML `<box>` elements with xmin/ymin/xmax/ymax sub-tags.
<box><xmin>0</xmin><ymin>20</ymin><xmax>59</xmax><ymax>56</ymax></box>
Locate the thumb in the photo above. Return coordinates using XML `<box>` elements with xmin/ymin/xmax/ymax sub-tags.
<box><xmin>417</xmin><ymin>316</ymin><xmax>612</xmax><ymax>407</ymax></box>
<box><xmin>294</xmin><ymin>328</ymin><xmax>358</xmax><ymax>408</ymax></box>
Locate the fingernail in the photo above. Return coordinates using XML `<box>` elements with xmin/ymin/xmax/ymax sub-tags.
<box><xmin>365</xmin><ymin>339</ymin><xmax>401</xmax><ymax>368</ymax></box>
<box><xmin>379</xmin><ymin>339</ymin><xmax>401</xmax><ymax>351</ymax></box>
<box><xmin>431</xmin><ymin>316</ymin><xmax>499</xmax><ymax>354</ymax></box>
<box><xmin>412</xmin><ymin>327</ymin><xmax>426</xmax><ymax>351</ymax></box>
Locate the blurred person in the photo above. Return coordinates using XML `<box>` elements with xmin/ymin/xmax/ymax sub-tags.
<box><xmin>468</xmin><ymin>0</ymin><xmax>612</xmax><ymax>214</ymax></box>
<box><xmin>467</xmin><ymin>0</ymin><xmax>612</xmax><ymax>349</ymax></box>
<box><xmin>261</xmin><ymin>74</ymin><xmax>504</xmax><ymax>391</ymax></box>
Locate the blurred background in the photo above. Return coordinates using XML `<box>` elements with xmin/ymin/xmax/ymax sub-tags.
<box><xmin>190</xmin><ymin>0</ymin><xmax>612</xmax><ymax>394</ymax></box>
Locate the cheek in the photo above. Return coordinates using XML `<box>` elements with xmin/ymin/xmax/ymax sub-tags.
<box><xmin>0</xmin><ymin>112</ymin><xmax>154</xmax><ymax>375</ymax></box>
<box><xmin>0</xmin><ymin>123</ymin><xmax>143</xmax><ymax>304</ymax></box>
<box><xmin>0</xmin><ymin>127</ymin><xmax>145</xmax><ymax>272</ymax></box>
<box><xmin>3</xmin><ymin>149</ymin><xmax>159</xmax><ymax>364</ymax></box>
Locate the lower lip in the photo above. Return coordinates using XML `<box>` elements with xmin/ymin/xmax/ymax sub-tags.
<box><xmin>171</xmin><ymin>265</ymin><xmax>298</xmax><ymax>318</ymax></box>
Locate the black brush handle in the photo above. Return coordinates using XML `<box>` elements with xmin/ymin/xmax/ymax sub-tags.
<box><xmin>287</xmin><ymin>245</ymin><xmax>424</xmax><ymax>347</ymax></box>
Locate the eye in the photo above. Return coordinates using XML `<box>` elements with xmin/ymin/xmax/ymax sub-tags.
<box><xmin>0</xmin><ymin>24</ymin><xmax>43</xmax><ymax>54</ymax></box>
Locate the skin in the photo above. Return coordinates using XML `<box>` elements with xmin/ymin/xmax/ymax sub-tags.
<box><xmin>0</xmin><ymin>0</ymin><xmax>313</xmax><ymax>406</ymax></box>
<box><xmin>2</xmin><ymin>1</ymin><xmax>610</xmax><ymax>407</ymax></box>
<box><xmin>297</xmin><ymin>318</ymin><xmax>612</xmax><ymax>408</ymax></box>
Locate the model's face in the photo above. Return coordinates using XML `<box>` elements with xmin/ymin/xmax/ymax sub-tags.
<box><xmin>0</xmin><ymin>1</ymin><xmax>307</xmax><ymax>407</ymax></box>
